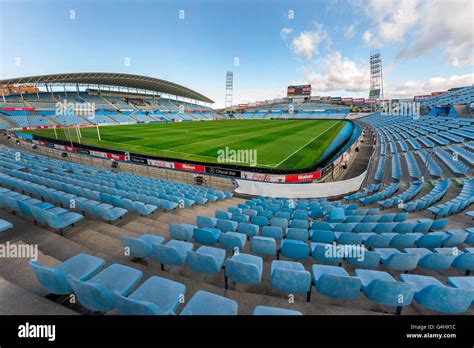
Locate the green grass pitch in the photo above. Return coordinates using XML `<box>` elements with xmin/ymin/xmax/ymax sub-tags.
<box><xmin>25</xmin><ymin>119</ymin><xmax>345</xmax><ymax>170</ymax></box>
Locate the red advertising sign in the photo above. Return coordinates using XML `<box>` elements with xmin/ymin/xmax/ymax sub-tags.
<box><xmin>284</xmin><ymin>171</ymin><xmax>321</xmax><ymax>183</ymax></box>
<box><xmin>352</xmin><ymin>98</ymin><xmax>365</xmax><ymax>103</ymax></box>
<box><xmin>106</xmin><ymin>153</ymin><xmax>126</xmax><ymax>161</ymax></box>
<box><xmin>174</xmin><ymin>162</ymin><xmax>206</xmax><ymax>173</ymax></box>
<box><xmin>240</xmin><ymin>172</ymin><xmax>285</xmax><ymax>182</ymax></box>
<box><xmin>2</xmin><ymin>107</ymin><xmax>34</xmax><ymax>111</ymax></box>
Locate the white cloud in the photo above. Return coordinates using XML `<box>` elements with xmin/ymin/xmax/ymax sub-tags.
<box><xmin>357</xmin><ymin>0</ymin><xmax>474</xmax><ymax>67</ymax></box>
<box><xmin>301</xmin><ymin>52</ymin><xmax>370</xmax><ymax>92</ymax></box>
<box><xmin>386</xmin><ymin>73</ymin><xmax>474</xmax><ymax>98</ymax></box>
<box><xmin>344</xmin><ymin>25</ymin><xmax>356</xmax><ymax>38</ymax></box>
<box><xmin>396</xmin><ymin>0</ymin><xmax>474</xmax><ymax>67</ymax></box>
<box><xmin>280</xmin><ymin>27</ymin><xmax>293</xmax><ymax>41</ymax></box>
<box><xmin>291</xmin><ymin>23</ymin><xmax>328</xmax><ymax>60</ymax></box>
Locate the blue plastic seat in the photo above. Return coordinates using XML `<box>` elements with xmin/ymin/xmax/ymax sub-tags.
<box><xmin>197</xmin><ymin>215</ymin><xmax>217</xmax><ymax>228</ymax></box>
<box><xmin>216</xmin><ymin>219</ymin><xmax>238</xmax><ymax>232</ymax></box>
<box><xmin>414</xmin><ymin>232</ymin><xmax>445</xmax><ymax>248</ymax></box>
<box><xmin>186</xmin><ymin>246</ymin><xmax>226</xmax><ymax>274</ymax></box>
<box><xmin>446</xmin><ymin>276</ymin><xmax>474</xmax><ymax>303</ymax></box>
<box><xmin>311</xmin><ymin>242</ymin><xmax>343</xmax><ymax>265</ymax></box>
<box><xmin>250</xmin><ymin>236</ymin><xmax>277</xmax><ymax>256</ymax></box>
<box><xmin>271</xmin><ymin>217</ymin><xmax>288</xmax><ymax>230</ymax></box>
<box><xmin>122</xmin><ymin>234</ymin><xmax>165</xmax><ymax>258</ymax></box>
<box><xmin>360</xmin><ymin>233</ymin><xmax>393</xmax><ymax>249</ymax></box>
<box><xmin>180</xmin><ymin>290</ymin><xmax>238</xmax><ymax>315</ymax></box>
<box><xmin>280</xmin><ymin>239</ymin><xmax>310</xmax><ymax>260</ymax></box>
<box><xmin>0</xmin><ymin>219</ymin><xmax>13</xmax><ymax>233</ymax></box>
<box><xmin>193</xmin><ymin>228</ymin><xmax>221</xmax><ymax>245</ymax></box>
<box><xmin>153</xmin><ymin>240</ymin><xmax>194</xmax><ymax>267</ymax></box>
<box><xmin>404</xmin><ymin>248</ymin><xmax>454</xmax><ymax>271</ymax></box>
<box><xmin>375</xmin><ymin>248</ymin><xmax>419</xmax><ymax>271</ymax></box>
<box><xmin>252</xmin><ymin>305</ymin><xmax>302</xmax><ymax>315</ymax></box>
<box><xmin>238</xmin><ymin>222</ymin><xmax>259</xmax><ymax>238</ymax></box>
<box><xmin>312</xmin><ymin>264</ymin><xmax>361</xmax><ymax>300</ymax></box>
<box><xmin>225</xmin><ymin>253</ymin><xmax>263</xmax><ymax>288</ymax></box>
<box><xmin>346</xmin><ymin>250</ymin><xmax>381</xmax><ymax>269</ymax></box>
<box><xmin>335</xmin><ymin>232</ymin><xmax>363</xmax><ymax>245</ymax></box>
<box><xmin>30</xmin><ymin>253</ymin><xmax>105</xmax><ymax>295</ymax></box>
<box><xmin>219</xmin><ymin>232</ymin><xmax>247</xmax><ymax>250</ymax></box>
<box><xmin>270</xmin><ymin>260</ymin><xmax>311</xmax><ymax>300</ymax></box>
<box><xmin>262</xmin><ymin>226</ymin><xmax>283</xmax><ymax>240</ymax></box>
<box><xmin>215</xmin><ymin>210</ymin><xmax>232</xmax><ymax>220</ymax></box>
<box><xmin>169</xmin><ymin>224</ymin><xmax>196</xmax><ymax>241</ymax></box>
<box><xmin>290</xmin><ymin>219</ymin><xmax>308</xmax><ymax>229</ymax></box>
<box><xmin>328</xmin><ymin>207</ymin><xmax>345</xmax><ymax>223</ymax></box>
<box><xmin>286</xmin><ymin>227</ymin><xmax>309</xmax><ymax>241</ymax></box>
<box><xmin>68</xmin><ymin>263</ymin><xmax>143</xmax><ymax>312</ymax></box>
<box><xmin>389</xmin><ymin>234</ymin><xmax>418</xmax><ymax>248</ymax></box>
<box><xmin>400</xmin><ymin>274</ymin><xmax>472</xmax><ymax>313</ymax></box>
<box><xmin>114</xmin><ymin>276</ymin><xmax>186</xmax><ymax>315</ymax></box>
<box><xmin>309</xmin><ymin>230</ymin><xmax>335</xmax><ymax>244</ymax></box>
<box><xmin>231</xmin><ymin>213</ymin><xmax>250</xmax><ymax>223</ymax></box>
<box><xmin>442</xmin><ymin>230</ymin><xmax>468</xmax><ymax>247</ymax></box>
<box><xmin>355</xmin><ymin>269</ymin><xmax>415</xmax><ymax>311</ymax></box>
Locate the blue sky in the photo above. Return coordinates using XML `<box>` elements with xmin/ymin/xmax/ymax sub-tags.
<box><xmin>1</xmin><ymin>0</ymin><xmax>472</xmax><ymax>107</ymax></box>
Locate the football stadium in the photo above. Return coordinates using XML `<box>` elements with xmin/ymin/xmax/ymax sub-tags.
<box><xmin>0</xmin><ymin>0</ymin><xmax>473</xmax><ymax>345</ymax></box>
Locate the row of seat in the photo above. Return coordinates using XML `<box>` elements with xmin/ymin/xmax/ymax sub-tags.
<box><xmin>377</xmin><ymin>182</ymin><xmax>422</xmax><ymax>209</ymax></box>
<box><xmin>402</xmin><ymin>179</ymin><xmax>449</xmax><ymax>212</ymax></box>
<box><xmin>123</xmin><ymin>234</ymin><xmax>474</xmax><ymax>313</ymax></box>
<box><xmin>428</xmin><ymin>179</ymin><xmax>474</xmax><ymax>217</ymax></box>
<box><xmin>0</xmin><ymin>187</ymin><xmax>83</xmax><ymax>233</ymax></box>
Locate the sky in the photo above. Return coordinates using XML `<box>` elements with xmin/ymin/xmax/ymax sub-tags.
<box><xmin>0</xmin><ymin>0</ymin><xmax>473</xmax><ymax>108</ymax></box>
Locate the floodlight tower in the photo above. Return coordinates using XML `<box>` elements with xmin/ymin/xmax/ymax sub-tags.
<box><xmin>225</xmin><ymin>71</ymin><xmax>233</xmax><ymax>110</ymax></box>
<box><xmin>369</xmin><ymin>50</ymin><xmax>384</xmax><ymax>109</ymax></box>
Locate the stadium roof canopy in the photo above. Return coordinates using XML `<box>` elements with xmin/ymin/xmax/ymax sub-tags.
<box><xmin>0</xmin><ymin>72</ymin><xmax>214</xmax><ymax>103</ymax></box>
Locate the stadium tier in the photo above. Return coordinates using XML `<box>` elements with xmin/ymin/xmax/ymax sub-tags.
<box><xmin>0</xmin><ymin>73</ymin><xmax>473</xmax><ymax>320</ymax></box>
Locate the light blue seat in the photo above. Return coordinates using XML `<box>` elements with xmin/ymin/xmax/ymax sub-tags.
<box><xmin>309</xmin><ymin>230</ymin><xmax>335</xmax><ymax>244</ymax></box>
<box><xmin>186</xmin><ymin>246</ymin><xmax>226</xmax><ymax>274</ymax></box>
<box><xmin>169</xmin><ymin>224</ymin><xmax>196</xmax><ymax>241</ymax></box>
<box><xmin>259</xmin><ymin>211</ymin><xmax>273</xmax><ymax>220</ymax></box>
<box><xmin>404</xmin><ymin>248</ymin><xmax>454</xmax><ymax>271</ymax></box>
<box><xmin>197</xmin><ymin>216</ymin><xmax>217</xmax><ymax>229</ymax></box>
<box><xmin>238</xmin><ymin>222</ymin><xmax>259</xmax><ymax>238</ymax></box>
<box><xmin>430</xmin><ymin>219</ymin><xmax>448</xmax><ymax>230</ymax></box>
<box><xmin>216</xmin><ymin>219</ymin><xmax>238</xmax><ymax>232</ymax></box>
<box><xmin>400</xmin><ymin>274</ymin><xmax>473</xmax><ymax>313</ymax></box>
<box><xmin>68</xmin><ymin>263</ymin><xmax>143</xmax><ymax>312</ymax></box>
<box><xmin>290</xmin><ymin>219</ymin><xmax>309</xmax><ymax>229</ymax></box>
<box><xmin>355</xmin><ymin>269</ymin><xmax>415</xmax><ymax>312</ymax></box>
<box><xmin>215</xmin><ymin>210</ymin><xmax>232</xmax><ymax>220</ymax></box>
<box><xmin>193</xmin><ymin>228</ymin><xmax>221</xmax><ymax>245</ymax></box>
<box><xmin>346</xmin><ymin>250</ymin><xmax>381</xmax><ymax>269</ymax></box>
<box><xmin>225</xmin><ymin>253</ymin><xmax>263</xmax><ymax>288</ymax></box>
<box><xmin>153</xmin><ymin>240</ymin><xmax>194</xmax><ymax>267</ymax></box>
<box><xmin>252</xmin><ymin>305</ymin><xmax>302</xmax><ymax>315</ymax></box>
<box><xmin>375</xmin><ymin>248</ymin><xmax>419</xmax><ymax>271</ymax></box>
<box><xmin>271</xmin><ymin>217</ymin><xmax>288</xmax><ymax>230</ymax></box>
<box><xmin>293</xmin><ymin>212</ymin><xmax>308</xmax><ymax>221</ymax></box>
<box><xmin>231</xmin><ymin>213</ymin><xmax>250</xmax><ymax>223</ymax></box>
<box><xmin>250</xmin><ymin>236</ymin><xmax>277</xmax><ymax>256</ymax></box>
<box><xmin>219</xmin><ymin>232</ymin><xmax>247</xmax><ymax>250</ymax></box>
<box><xmin>275</xmin><ymin>211</ymin><xmax>291</xmax><ymax>219</ymax></box>
<box><xmin>280</xmin><ymin>239</ymin><xmax>310</xmax><ymax>260</ymax></box>
<box><xmin>442</xmin><ymin>230</ymin><xmax>468</xmax><ymax>247</ymax></box>
<box><xmin>446</xmin><ymin>277</ymin><xmax>474</xmax><ymax>303</ymax></box>
<box><xmin>114</xmin><ymin>276</ymin><xmax>186</xmax><ymax>315</ymax></box>
<box><xmin>134</xmin><ymin>201</ymin><xmax>158</xmax><ymax>216</ymax></box>
<box><xmin>270</xmin><ymin>260</ymin><xmax>311</xmax><ymax>301</ymax></box>
<box><xmin>372</xmin><ymin>222</ymin><xmax>396</xmax><ymax>233</ymax></box>
<box><xmin>262</xmin><ymin>226</ymin><xmax>283</xmax><ymax>240</ymax></box>
<box><xmin>98</xmin><ymin>205</ymin><xmax>128</xmax><ymax>222</ymax></box>
<box><xmin>30</xmin><ymin>253</ymin><xmax>105</xmax><ymax>295</ymax></box>
<box><xmin>414</xmin><ymin>232</ymin><xmax>445</xmax><ymax>249</ymax></box>
<box><xmin>122</xmin><ymin>234</ymin><xmax>165</xmax><ymax>258</ymax></box>
<box><xmin>311</xmin><ymin>221</ymin><xmax>332</xmax><ymax>231</ymax></box>
<box><xmin>180</xmin><ymin>290</ymin><xmax>238</xmax><ymax>315</ymax></box>
<box><xmin>393</xmin><ymin>222</ymin><xmax>415</xmax><ymax>234</ymax></box>
<box><xmin>228</xmin><ymin>207</ymin><xmax>242</xmax><ymax>214</ymax></box>
<box><xmin>0</xmin><ymin>219</ymin><xmax>13</xmax><ymax>233</ymax></box>
<box><xmin>312</xmin><ymin>264</ymin><xmax>361</xmax><ymax>300</ymax></box>
<box><xmin>361</xmin><ymin>233</ymin><xmax>394</xmax><ymax>249</ymax></box>
<box><xmin>286</xmin><ymin>227</ymin><xmax>309</xmax><ymax>241</ymax></box>
<box><xmin>311</xmin><ymin>242</ymin><xmax>343</xmax><ymax>265</ymax></box>
<box><xmin>389</xmin><ymin>234</ymin><xmax>418</xmax><ymax>248</ymax></box>
<box><xmin>41</xmin><ymin>208</ymin><xmax>84</xmax><ymax>232</ymax></box>
<box><xmin>328</xmin><ymin>207</ymin><xmax>345</xmax><ymax>223</ymax></box>
<box><xmin>334</xmin><ymin>232</ymin><xmax>363</xmax><ymax>245</ymax></box>
<box><xmin>243</xmin><ymin>208</ymin><xmax>257</xmax><ymax>218</ymax></box>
